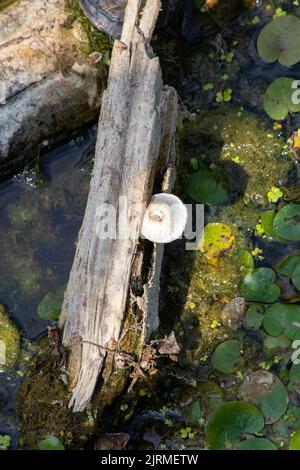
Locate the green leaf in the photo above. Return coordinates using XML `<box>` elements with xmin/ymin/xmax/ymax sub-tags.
<box><xmin>240</xmin><ymin>251</ymin><xmax>254</xmax><ymax>275</ymax></box>
<box><xmin>290</xmin><ymin>428</ymin><xmax>300</xmax><ymax>450</ymax></box>
<box><xmin>273</xmin><ymin>204</ymin><xmax>300</xmax><ymax>241</ymax></box>
<box><xmin>257</xmin><ymin>15</ymin><xmax>300</xmax><ymax>66</ymax></box>
<box><xmin>205</xmin><ymin>401</ymin><xmax>264</xmax><ymax>450</ymax></box>
<box><xmin>292</xmin><ymin>262</ymin><xmax>300</xmax><ymax>291</ymax></box>
<box><xmin>275</xmin><ymin>253</ymin><xmax>300</xmax><ymax>277</ymax></box>
<box><xmin>37</xmin><ymin>285</ymin><xmax>66</xmax><ymax>321</ymax></box>
<box><xmin>236</xmin><ymin>438</ymin><xmax>277</xmax><ymax>450</ymax></box>
<box><xmin>185</xmin><ymin>400</ymin><xmax>202</xmax><ymax>426</ymax></box>
<box><xmin>263</xmin><ymin>78</ymin><xmax>300</xmax><ymax>121</ymax></box>
<box><xmin>261</xmin><ymin>210</ymin><xmax>286</xmax><ymax>242</ymax></box>
<box><xmin>185</xmin><ymin>169</ymin><xmax>228</xmax><ymax>205</ymax></box>
<box><xmin>38</xmin><ymin>436</ymin><xmax>65</xmax><ymax>451</ymax></box>
<box><xmin>238</xmin><ymin>371</ymin><xmax>289</xmax><ymax>424</ymax></box>
<box><xmin>245</xmin><ymin>304</ymin><xmax>264</xmax><ymax>331</ymax></box>
<box><xmin>263</xmin><ymin>334</ymin><xmax>291</xmax><ymax>352</ymax></box>
<box><xmin>241</xmin><ymin>267</ymin><xmax>280</xmax><ymax>303</ymax></box>
<box><xmin>263</xmin><ymin>302</ymin><xmax>300</xmax><ymax>340</ymax></box>
<box><xmin>212</xmin><ymin>340</ymin><xmax>244</xmax><ymax>374</ymax></box>
<box><xmin>201</xmin><ymin>223</ymin><xmax>234</xmax><ymax>265</ymax></box>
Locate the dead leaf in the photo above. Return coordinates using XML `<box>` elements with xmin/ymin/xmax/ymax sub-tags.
<box><xmin>157</xmin><ymin>332</ymin><xmax>180</xmax><ymax>357</ymax></box>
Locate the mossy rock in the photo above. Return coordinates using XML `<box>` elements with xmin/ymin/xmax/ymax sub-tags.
<box><xmin>0</xmin><ymin>305</ymin><xmax>20</xmax><ymax>369</ymax></box>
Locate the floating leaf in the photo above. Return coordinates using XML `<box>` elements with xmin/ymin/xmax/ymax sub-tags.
<box><xmin>212</xmin><ymin>340</ymin><xmax>244</xmax><ymax>374</ymax></box>
<box><xmin>37</xmin><ymin>285</ymin><xmax>66</xmax><ymax>321</ymax></box>
<box><xmin>205</xmin><ymin>401</ymin><xmax>264</xmax><ymax>450</ymax></box>
<box><xmin>290</xmin><ymin>428</ymin><xmax>300</xmax><ymax>450</ymax></box>
<box><xmin>200</xmin><ymin>223</ymin><xmax>234</xmax><ymax>265</ymax></box>
<box><xmin>261</xmin><ymin>210</ymin><xmax>286</xmax><ymax>242</ymax></box>
<box><xmin>238</xmin><ymin>371</ymin><xmax>289</xmax><ymax>424</ymax></box>
<box><xmin>240</xmin><ymin>251</ymin><xmax>254</xmax><ymax>275</ymax></box>
<box><xmin>245</xmin><ymin>304</ymin><xmax>264</xmax><ymax>331</ymax></box>
<box><xmin>184</xmin><ymin>400</ymin><xmax>202</xmax><ymax>426</ymax></box>
<box><xmin>185</xmin><ymin>169</ymin><xmax>228</xmax><ymax>205</ymax></box>
<box><xmin>263</xmin><ymin>78</ymin><xmax>300</xmax><ymax>121</ymax></box>
<box><xmin>241</xmin><ymin>267</ymin><xmax>280</xmax><ymax>303</ymax></box>
<box><xmin>38</xmin><ymin>436</ymin><xmax>64</xmax><ymax>451</ymax></box>
<box><xmin>275</xmin><ymin>253</ymin><xmax>300</xmax><ymax>277</ymax></box>
<box><xmin>235</xmin><ymin>438</ymin><xmax>277</xmax><ymax>450</ymax></box>
<box><xmin>198</xmin><ymin>381</ymin><xmax>224</xmax><ymax>415</ymax></box>
<box><xmin>273</xmin><ymin>204</ymin><xmax>300</xmax><ymax>241</ymax></box>
<box><xmin>263</xmin><ymin>302</ymin><xmax>300</xmax><ymax>340</ymax></box>
<box><xmin>264</xmin><ymin>334</ymin><xmax>291</xmax><ymax>352</ymax></box>
<box><xmin>257</xmin><ymin>16</ymin><xmax>300</xmax><ymax>66</ymax></box>
<box><xmin>292</xmin><ymin>262</ymin><xmax>300</xmax><ymax>291</ymax></box>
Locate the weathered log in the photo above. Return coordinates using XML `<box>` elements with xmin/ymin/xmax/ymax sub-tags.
<box><xmin>0</xmin><ymin>0</ymin><xmax>103</xmax><ymax>177</ymax></box>
<box><xmin>60</xmin><ymin>0</ymin><xmax>179</xmax><ymax>412</ymax></box>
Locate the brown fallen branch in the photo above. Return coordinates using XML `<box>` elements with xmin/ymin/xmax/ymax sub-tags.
<box><xmin>60</xmin><ymin>0</ymin><xmax>180</xmax><ymax>412</ymax></box>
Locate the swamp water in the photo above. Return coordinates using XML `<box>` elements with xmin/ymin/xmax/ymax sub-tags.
<box><xmin>2</xmin><ymin>0</ymin><xmax>300</xmax><ymax>451</ymax></box>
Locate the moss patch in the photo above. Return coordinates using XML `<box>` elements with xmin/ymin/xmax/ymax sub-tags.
<box><xmin>16</xmin><ymin>342</ymin><xmax>98</xmax><ymax>449</ymax></box>
<box><xmin>65</xmin><ymin>0</ymin><xmax>112</xmax><ymax>64</ymax></box>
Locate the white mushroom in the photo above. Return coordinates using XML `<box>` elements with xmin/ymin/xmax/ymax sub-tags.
<box><xmin>141</xmin><ymin>193</ymin><xmax>188</xmax><ymax>243</ymax></box>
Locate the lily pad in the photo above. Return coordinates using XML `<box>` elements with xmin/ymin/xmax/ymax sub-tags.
<box><xmin>290</xmin><ymin>428</ymin><xmax>300</xmax><ymax>450</ymax></box>
<box><xmin>263</xmin><ymin>78</ymin><xmax>300</xmax><ymax>121</ymax></box>
<box><xmin>275</xmin><ymin>253</ymin><xmax>300</xmax><ymax>277</ymax></box>
<box><xmin>185</xmin><ymin>169</ymin><xmax>228</xmax><ymax>205</ymax></box>
<box><xmin>292</xmin><ymin>262</ymin><xmax>300</xmax><ymax>291</ymax></box>
<box><xmin>205</xmin><ymin>401</ymin><xmax>264</xmax><ymax>450</ymax></box>
<box><xmin>257</xmin><ymin>15</ymin><xmax>300</xmax><ymax>66</ymax></box>
<box><xmin>241</xmin><ymin>267</ymin><xmax>280</xmax><ymax>303</ymax></box>
<box><xmin>263</xmin><ymin>302</ymin><xmax>300</xmax><ymax>340</ymax></box>
<box><xmin>238</xmin><ymin>371</ymin><xmax>289</xmax><ymax>424</ymax></box>
<box><xmin>37</xmin><ymin>285</ymin><xmax>66</xmax><ymax>321</ymax></box>
<box><xmin>235</xmin><ymin>438</ymin><xmax>277</xmax><ymax>450</ymax></box>
<box><xmin>200</xmin><ymin>223</ymin><xmax>234</xmax><ymax>265</ymax></box>
<box><xmin>184</xmin><ymin>400</ymin><xmax>202</xmax><ymax>426</ymax></box>
<box><xmin>273</xmin><ymin>204</ymin><xmax>300</xmax><ymax>241</ymax></box>
<box><xmin>198</xmin><ymin>381</ymin><xmax>224</xmax><ymax>415</ymax></box>
<box><xmin>211</xmin><ymin>340</ymin><xmax>244</xmax><ymax>374</ymax></box>
<box><xmin>245</xmin><ymin>304</ymin><xmax>264</xmax><ymax>331</ymax></box>
<box><xmin>39</xmin><ymin>436</ymin><xmax>65</xmax><ymax>451</ymax></box>
<box><xmin>261</xmin><ymin>210</ymin><xmax>287</xmax><ymax>242</ymax></box>
<box><xmin>263</xmin><ymin>334</ymin><xmax>291</xmax><ymax>352</ymax></box>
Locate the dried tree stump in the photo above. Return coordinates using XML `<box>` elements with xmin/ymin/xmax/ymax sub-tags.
<box><xmin>60</xmin><ymin>0</ymin><xmax>179</xmax><ymax>412</ymax></box>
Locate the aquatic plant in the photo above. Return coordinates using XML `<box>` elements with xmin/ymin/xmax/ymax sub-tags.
<box><xmin>273</xmin><ymin>204</ymin><xmax>300</xmax><ymax>240</ymax></box>
<box><xmin>185</xmin><ymin>169</ymin><xmax>228</xmax><ymax>205</ymax></box>
<box><xmin>211</xmin><ymin>339</ymin><xmax>244</xmax><ymax>374</ymax></box>
<box><xmin>236</xmin><ymin>438</ymin><xmax>277</xmax><ymax>450</ymax></box>
<box><xmin>245</xmin><ymin>303</ymin><xmax>264</xmax><ymax>331</ymax></box>
<box><xmin>263</xmin><ymin>303</ymin><xmax>300</xmax><ymax>340</ymax></box>
<box><xmin>241</xmin><ymin>267</ymin><xmax>280</xmax><ymax>303</ymax></box>
<box><xmin>201</xmin><ymin>223</ymin><xmax>234</xmax><ymax>266</ymax></box>
<box><xmin>263</xmin><ymin>78</ymin><xmax>300</xmax><ymax>121</ymax></box>
<box><xmin>205</xmin><ymin>401</ymin><xmax>264</xmax><ymax>450</ymax></box>
<box><xmin>238</xmin><ymin>371</ymin><xmax>289</xmax><ymax>424</ymax></box>
<box><xmin>257</xmin><ymin>15</ymin><xmax>300</xmax><ymax>66</ymax></box>
<box><xmin>37</xmin><ymin>285</ymin><xmax>66</xmax><ymax>321</ymax></box>
<box><xmin>38</xmin><ymin>436</ymin><xmax>65</xmax><ymax>450</ymax></box>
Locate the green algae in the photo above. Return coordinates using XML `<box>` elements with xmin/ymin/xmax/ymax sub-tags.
<box><xmin>0</xmin><ymin>305</ymin><xmax>20</xmax><ymax>369</ymax></box>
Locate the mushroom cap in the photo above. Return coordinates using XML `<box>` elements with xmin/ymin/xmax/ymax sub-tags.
<box><xmin>141</xmin><ymin>193</ymin><xmax>188</xmax><ymax>243</ymax></box>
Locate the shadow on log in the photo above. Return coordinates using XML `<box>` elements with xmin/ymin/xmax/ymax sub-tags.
<box><xmin>60</xmin><ymin>0</ymin><xmax>180</xmax><ymax>412</ymax></box>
